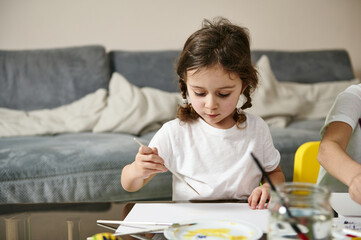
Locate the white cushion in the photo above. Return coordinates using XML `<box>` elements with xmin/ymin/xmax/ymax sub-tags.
<box><xmin>245</xmin><ymin>55</ymin><xmax>360</xmax><ymax>127</ymax></box>
<box><xmin>0</xmin><ymin>89</ymin><xmax>107</xmax><ymax>137</ymax></box>
<box><xmin>93</xmin><ymin>72</ymin><xmax>182</xmax><ymax>135</ymax></box>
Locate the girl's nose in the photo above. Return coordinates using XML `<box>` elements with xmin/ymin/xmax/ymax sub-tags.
<box><xmin>205</xmin><ymin>95</ymin><xmax>218</xmax><ymax>109</ymax></box>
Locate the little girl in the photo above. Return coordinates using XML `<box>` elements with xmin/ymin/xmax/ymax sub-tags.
<box><xmin>121</xmin><ymin>17</ymin><xmax>285</xmax><ymax>209</ymax></box>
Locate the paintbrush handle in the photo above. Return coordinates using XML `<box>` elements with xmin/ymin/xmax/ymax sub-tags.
<box><xmin>114</xmin><ymin>226</ymin><xmax>170</xmax><ymax>236</ymax></box>
<box><xmin>97</xmin><ymin>220</ymin><xmax>172</xmax><ymax>226</ymax></box>
<box><xmin>251</xmin><ymin>153</ymin><xmax>276</xmax><ymax>190</ymax></box>
<box><xmin>168</xmin><ymin>167</ymin><xmax>189</xmax><ymax>185</ymax></box>
<box><xmin>250</xmin><ymin>152</ymin><xmax>309</xmax><ymax>240</ymax></box>
<box><xmin>170</xmin><ymin>170</ymin><xmax>200</xmax><ymax>195</ymax></box>
<box><xmin>133</xmin><ymin>138</ymin><xmax>144</xmax><ymax>147</ymax></box>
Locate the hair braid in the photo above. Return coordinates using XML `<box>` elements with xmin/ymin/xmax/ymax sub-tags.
<box><xmin>177</xmin><ymin>79</ymin><xmax>199</xmax><ymax>121</ymax></box>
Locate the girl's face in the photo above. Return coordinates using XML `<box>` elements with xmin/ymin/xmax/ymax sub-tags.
<box><xmin>186</xmin><ymin>64</ymin><xmax>246</xmax><ymax>129</ymax></box>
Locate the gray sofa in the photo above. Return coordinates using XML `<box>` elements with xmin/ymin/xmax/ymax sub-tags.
<box><xmin>0</xmin><ymin>45</ymin><xmax>355</xmax><ymax>203</ymax></box>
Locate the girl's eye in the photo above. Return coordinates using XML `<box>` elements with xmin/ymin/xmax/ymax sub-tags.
<box><xmin>195</xmin><ymin>92</ymin><xmax>206</xmax><ymax>96</ymax></box>
<box><xmin>218</xmin><ymin>93</ymin><xmax>230</xmax><ymax>98</ymax></box>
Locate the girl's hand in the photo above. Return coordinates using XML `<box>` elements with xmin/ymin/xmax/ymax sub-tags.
<box><xmin>133</xmin><ymin>145</ymin><xmax>168</xmax><ymax>179</ymax></box>
<box><xmin>248</xmin><ymin>183</ymin><xmax>271</xmax><ymax>210</ymax></box>
<box><xmin>349</xmin><ymin>173</ymin><xmax>361</xmax><ymax>205</ymax></box>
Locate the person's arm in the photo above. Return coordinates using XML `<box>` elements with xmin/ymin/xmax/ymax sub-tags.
<box><xmin>248</xmin><ymin>165</ymin><xmax>285</xmax><ymax>209</ymax></box>
<box><xmin>121</xmin><ymin>145</ymin><xmax>167</xmax><ymax>192</ymax></box>
<box><xmin>265</xmin><ymin>165</ymin><xmax>285</xmax><ymax>186</ymax></box>
<box><xmin>318</xmin><ymin>121</ymin><xmax>361</xmax><ymax>204</ymax></box>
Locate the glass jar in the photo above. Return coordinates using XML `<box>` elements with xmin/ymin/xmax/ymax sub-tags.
<box><xmin>268</xmin><ymin>182</ymin><xmax>333</xmax><ymax>240</ymax></box>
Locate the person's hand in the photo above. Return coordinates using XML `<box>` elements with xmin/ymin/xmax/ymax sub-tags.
<box><xmin>248</xmin><ymin>183</ymin><xmax>271</xmax><ymax>210</ymax></box>
<box><xmin>132</xmin><ymin>145</ymin><xmax>168</xmax><ymax>179</ymax></box>
<box><xmin>349</xmin><ymin>172</ymin><xmax>361</xmax><ymax>205</ymax></box>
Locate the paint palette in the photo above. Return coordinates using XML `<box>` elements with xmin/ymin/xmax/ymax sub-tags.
<box><xmin>163</xmin><ymin>219</ymin><xmax>263</xmax><ymax>240</ymax></box>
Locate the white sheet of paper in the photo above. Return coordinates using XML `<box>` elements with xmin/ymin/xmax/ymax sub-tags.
<box><xmin>330</xmin><ymin>192</ymin><xmax>361</xmax><ymax>217</ymax></box>
<box><xmin>333</xmin><ymin>216</ymin><xmax>361</xmax><ymax>232</ymax></box>
<box><xmin>116</xmin><ymin>202</ymin><xmax>269</xmax><ymax>235</ymax></box>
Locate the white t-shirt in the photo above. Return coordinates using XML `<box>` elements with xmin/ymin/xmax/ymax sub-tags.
<box><xmin>317</xmin><ymin>84</ymin><xmax>361</xmax><ymax>192</ymax></box>
<box><xmin>149</xmin><ymin>113</ymin><xmax>280</xmax><ymax>201</ymax></box>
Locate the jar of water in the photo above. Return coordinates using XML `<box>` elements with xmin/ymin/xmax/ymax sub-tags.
<box><xmin>268</xmin><ymin>182</ymin><xmax>333</xmax><ymax>240</ymax></box>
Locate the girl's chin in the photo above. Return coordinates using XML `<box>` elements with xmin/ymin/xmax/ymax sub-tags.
<box><xmin>203</xmin><ymin>117</ymin><xmax>235</xmax><ymax>129</ymax></box>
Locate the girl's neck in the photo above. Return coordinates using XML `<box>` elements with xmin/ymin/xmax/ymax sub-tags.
<box><xmin>199</xmin><ymin>115</ymin><xmax>236</xmax><ymax>130</ymax></box>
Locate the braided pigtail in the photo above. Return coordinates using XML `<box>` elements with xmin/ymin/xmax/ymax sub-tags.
<box><xmin>233</xmin><ymin>71</ymin><xmax>258</xmax><ymax>128</ymax></box>
<box><xmin>176</xmin><ymin>79</ymin><xmax>199</xmax><ymax>121</ymax></box>
<box><xmin>239</xmin><ymin>86</ymin><xmax>253</xmax><ymax>110</ymax></box>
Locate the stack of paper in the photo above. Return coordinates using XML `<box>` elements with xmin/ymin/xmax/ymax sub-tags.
<box><xmin>330</xmin><ymin>193</ymin><xmax>361</xmax><ymax>239</ymax></box>
<box><xmin>330</xmin><ymin>192</ymin><xmax>361</xmax><ymax>217</ymax></box>
<box><xmin>115</xmin><ymin>202</ymin><xmax>269</xmax><ymax>235</ymax></box>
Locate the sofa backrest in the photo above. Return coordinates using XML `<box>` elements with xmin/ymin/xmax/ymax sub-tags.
<box><xmin>109</xmin><ymin>50</ymin><xmax>181</xmax><ymax>92</ymax></box>
<box><xmin>0</xmin><ymin>46</ymin><xmax>355</xmax><ymax>111</ymax></box>
<box><xmin>252</xmin><ymin>50</ymin><xmax>355</xmax><ymax>83</ymax></box>
<box><xmin>109</xmin><ymin>49</ymin><xmax>355</xmax><ymax>93</ymax></box>
<box><xmin>0</xmin><ymin>45</ymin><xmax>110</xmax><ymax>111</ymax></box>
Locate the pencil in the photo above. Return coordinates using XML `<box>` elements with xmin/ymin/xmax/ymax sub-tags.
<box><xmin>133</xmin><ymin>138</ymin><xmax>200</xmax><ymax>196</ymax></box>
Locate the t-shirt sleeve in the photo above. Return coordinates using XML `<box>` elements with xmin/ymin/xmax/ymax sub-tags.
<box><xmin>260</xmin><ymin>119</ymin><xmax>281</xmax><ymax>172</ymax></box>
<box><xmin>320</xmin><ymin>85</ymin><xmax>361</xmax><ymax>136</ymax></box>
<box><xmin>148</xmin><ymin>122</ymin><xmax>172</xmax><ymax>166</ymax></box>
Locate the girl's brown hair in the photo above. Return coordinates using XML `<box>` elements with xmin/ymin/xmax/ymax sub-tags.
<box><xmin>176</xmin><ymin>17</ymin><xmax>258</xmax><ymax>128</ymax></box>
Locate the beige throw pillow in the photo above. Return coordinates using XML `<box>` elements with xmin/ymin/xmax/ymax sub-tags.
<box><xmin>93</xmin><ymin>72</ymin><xmax>182</xmax><ymax>135</ymax></box>
<box><xmin>0</xmin><ymin>89</ymin><xmax>107</xmax><ymax>137</ymax></box>
<box><xmin>245</xmin><ymin>55</ymin><xmax>360</xmax><ymax>127</ymax></box>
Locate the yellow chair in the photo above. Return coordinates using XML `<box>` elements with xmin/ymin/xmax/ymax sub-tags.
<box><xmin>293</xmin><ymin>141</ymin><xmax>321</xmax><ymax>183</ymax></box>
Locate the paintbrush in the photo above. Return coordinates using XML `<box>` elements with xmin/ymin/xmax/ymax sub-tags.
<box><xmin>97</xmin><ymin>220</ymin><xmax>196</xmax><ymax>229</ymax></box>
<box><xmin>106</xmin><ymin>219</ymin><xmax>197</xmax><ymax>236</ymax></box>
<box><xmin>250</xmin><ymin>152</ymin><xmax>309</xmax><ymax>240</ymax></box>
<box><xmin>134</xmin><ymin>138</ymin><xmax>200</xmax><ymax>196</ymax></box>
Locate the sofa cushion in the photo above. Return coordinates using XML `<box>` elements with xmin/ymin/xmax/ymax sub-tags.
<box><xmin>270</xmin><ymin>127</ymin><xmax>322</xmax><ymax>181</ymax></box>
<box><xmin>287</xmin><ymin>119</ymin><xmax>325</xmax><ymax>132</ymax></box>
<box><xmin>109</xmin><ymin>50</ymin><xmax>180</xmax><ymax>92</ymax></box>
<box><xmin>0</xmin><ymin>45</ymin><xmax>110</xmax><ymax>111</ymax></box>
<box><xmin>252</xmin><ymin>50</ymin><xmax>355</xmax><ymax>83</ymax></box>
<box><xmin>0</xmin><ymin>132</ymin><xmax>171</xmax><ymax>202</ymax></box>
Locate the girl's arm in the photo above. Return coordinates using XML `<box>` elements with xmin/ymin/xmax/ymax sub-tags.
<box><xmin>264</xmin><ymin>165</ymin><xmax>285</xmax><ymax>185</ymax></box>
<box><xmin>248</xmin><ymin>165</ymin><xmax>285</xmax><ymax>209</ymax></box>
<box><xmin>121</xmin><ymin>145</ymin><xmax>168</xmax><ymax>192</ymax></box>
<box><xmin>318</xmin><ymin>121</ymin><xmax>361</xmax><ymax>204</ymax></box>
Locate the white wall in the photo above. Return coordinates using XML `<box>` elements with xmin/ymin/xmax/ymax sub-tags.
<box><xmin>1</xmin><ymin>0</ymin><xmax>360</xmax><ymax>79</ymax></box>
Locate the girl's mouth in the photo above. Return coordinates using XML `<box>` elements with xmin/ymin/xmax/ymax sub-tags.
<box><xmin>207</xmin><ymin>114</ymin><xmax>219</xmax><ymax>118</ymax></box>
